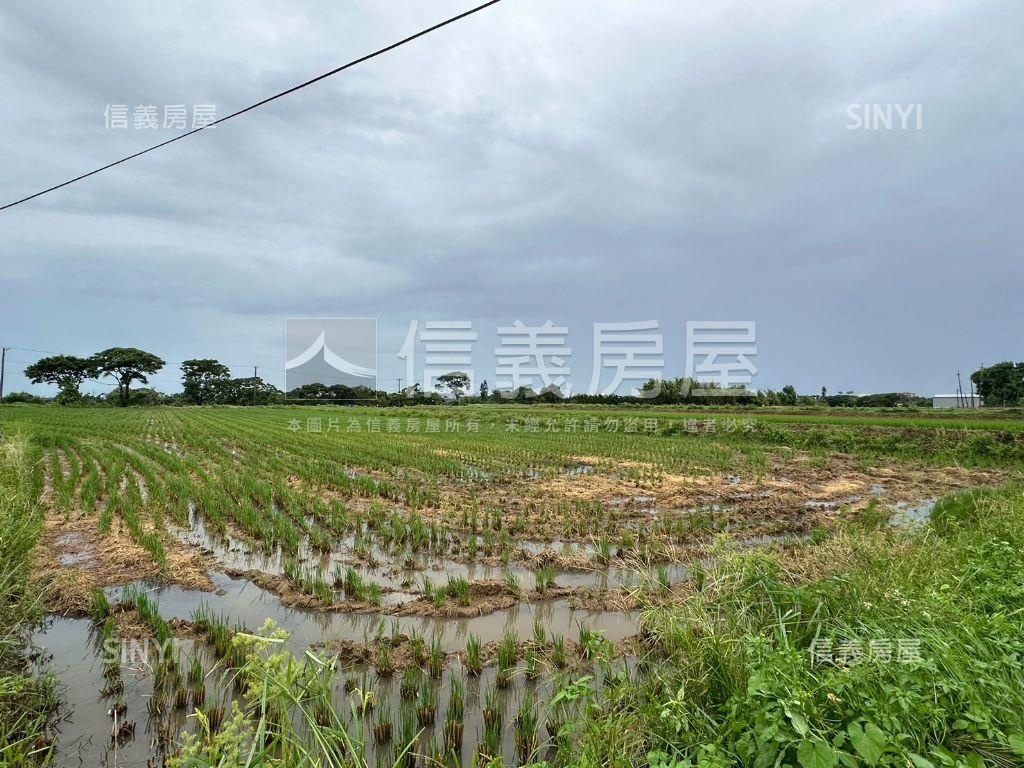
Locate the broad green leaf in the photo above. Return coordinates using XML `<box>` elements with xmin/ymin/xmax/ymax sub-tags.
<box><xmin>1008</xmin><ymin>734</ymin><xmax>1024</xmax><ymax>757</ymax></box>
<box><xmin>797</xmin><ymin>739</ymin><xmax>837</xmax><ymax>768</ymax></box>
<box><xmin>847</xmin><ymin>721</ymin><xmax>886</xmax><ymax>765</ymax></box>
<box><xmin>788</xmin><ymin>710</ymin><xmax>809</xmax><ymax>737</ymax></box>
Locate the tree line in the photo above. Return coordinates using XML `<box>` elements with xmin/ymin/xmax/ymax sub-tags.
<box><xmin>9</xmin><ymin>348</ymin><xmax>1016</xmax><ymax>407</ymax></box>
<box><xmin>971</xmin><ymin>362</ymin><xmax>1024</xmax><ymax>406</ymax></box>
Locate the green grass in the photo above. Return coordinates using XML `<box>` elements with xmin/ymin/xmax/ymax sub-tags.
<box><xmin>569</xmin><ymin>484</ymin><xmax>1024</xmax><ymax>768</ymax></box>
<box><xmin>0</xmin><ymin>431</ymin><xmax>56</xmax><ymax>764</ymax></box>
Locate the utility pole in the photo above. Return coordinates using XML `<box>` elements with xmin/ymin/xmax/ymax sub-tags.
<box><xmin>0</xmin><ymin>347</ymin><xmax>8</xmax><ymax>400</ymax></box>
<box><xmin>956</xmin><ymin>371</ymin><xmax>964</xmax><ymax>408</ymax></box>
<box><xmin>396</xmin><ymin>378</ymin><xmax>403</xmax><ymax>395</ymax></box>
<box><xmin>252</xmin><ymin>365</ymin><xmax>258</xmax><ymax>406</ymax></box>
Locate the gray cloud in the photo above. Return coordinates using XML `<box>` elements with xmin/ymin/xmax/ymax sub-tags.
<box><xmin>1</xmin><ymin>0</ymin><xmax>1021</xmax><ymax>397</ymax></box>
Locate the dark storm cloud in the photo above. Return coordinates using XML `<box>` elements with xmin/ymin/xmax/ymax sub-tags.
<box><xmin>1</xmin><ymin>0</ymin><xmax>1021</xmax><ymax>396</ymax></box>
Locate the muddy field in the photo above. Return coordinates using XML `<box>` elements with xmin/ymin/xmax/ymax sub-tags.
<box><xmin>6</xmin><ymin>405</ymin><xmax>1016</xmax><ymax>766</ymax></box>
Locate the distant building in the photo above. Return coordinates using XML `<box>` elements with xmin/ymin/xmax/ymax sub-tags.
<box><xmin>932</xmin><ymin>394</ymin><xmax>984</xmax><ymax>408</ymax></box>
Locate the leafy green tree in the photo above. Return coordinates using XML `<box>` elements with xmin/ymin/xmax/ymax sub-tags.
<box><xmin>436</xmin><ymin>371</ymin><xmax>470</xmax><ymax>403</ymax></box>
<box><xmin>538</xmin><ymin>383</ymin><xmax>565</xmax><ymax>403</ymax></box>
<box><xmin>512</xmin><ymin>386</ymin><xmax>537</xmax><ymax>402</ymax></box>
<box><xmin>127</xmin><ymin>387</ymin><xmax>167</xmax><ymax>406</ymax></box>
<box><xmin>971</xmin><ymin>362</ymin><xmax>1024</xmax><ymax>406</ymax></box>
<box><xmin>181</xmin><ymin>359</ymin><xmax>231</xmax><ymax>405</ymax></box>
<box><xmin>479</xmin><ymin>379</ymin><xmax>489</xmax><ymax>400</ymax></box>
<box><xmin>212</xmin><ymin>376</ymin><xmax>282</xmax><ymax>405</ymax></box>
<box><xmin>781</xmin><ymin>385</ymin><xmax>798</xmax><ymax>405</ymax></box>
<box><xmin>640</xmin><ymin>378</ymin><xmax>692</xmax><ymax>404</ymax></box>
<box><xmin>90</xmin><ymin>348</ymin><xmax>165</xmax><ymax>407</ymax></box>
<box><xmin>24</xmin><ymin>355</ymin><xmax>97</xmax><ymax>404</ymax></box>
<box><xmin>1</xmin><ymin>391</ymin><xmax>47</xmax><ymax>404</ymax></box>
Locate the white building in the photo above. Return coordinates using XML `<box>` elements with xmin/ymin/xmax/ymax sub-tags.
<box><xmin>932</xmin><ymin>394</ymin><xmax>984</xmax><ymax>408</ymax></box>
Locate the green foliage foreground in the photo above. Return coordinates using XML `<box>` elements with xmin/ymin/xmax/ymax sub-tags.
<box><xmin>592</xmin><ymin>487</ymin><xmax>1024</xmax><ymax>768</ymax></box>
<box><xmin>0</xmin><ymin>433</ymin><xmax>55</xmax><ymax>765</ymax></box>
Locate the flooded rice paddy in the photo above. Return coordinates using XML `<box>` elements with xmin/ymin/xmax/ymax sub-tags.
<box><xmin>35</xmin><ymin>490</ymin><xmax>943</xmax><ymax>767</ymax></box>
<box><xmin>36</xmin><ymin>570</ymin><xmax>637</xmax><ymax>767</ymax></box>
<box><xmin>26</xmin><ymin>408</ymin><xmax>988</xmax><ymax>766</ymax></box>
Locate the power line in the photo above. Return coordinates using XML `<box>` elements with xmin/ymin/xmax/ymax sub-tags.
<box><xmin>7</xmin><ymin>346</ymin><xmax>60</xmax><ymax>355</ymax></box>
<box><xmin>0</xmin><ymin>0</ymin><xmax>504</xmax><ymax>212</ymax></box>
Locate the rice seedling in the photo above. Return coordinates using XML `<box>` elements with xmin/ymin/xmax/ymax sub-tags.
<box><xmin>188</xmin><ymin>654</ymin><xmax>205</xmax><ymax>688</ymax></box>
<box><xmin>373</xmin><ymin>705</ymin><xmax>393</xmax><ymax>744</ymax></box>
<box><xmin>465</xmin><ymin>634</ymin><xmax>482</xmax><ymax>676</ymax></box>
<box><xmin>515</xmin><ymin>689</ymin><xmax>539</xmax><ymax>762</ymax></box>
<box><xmin>446</xmin><ymin>574</ymin><xmax>471</xmax><ymax>606</ymax></box>
<box><xmin>89</xmin><ymin>588</ymin><xmax>110</xmax><ymax>623</ymax></box>
<box><xmin>145</xmin><ymin>691</ymin><xmax>163</xmax><ymax>716</ymax></box>
<box><xmin>366</xmin><ymin>583</ymin><xmax>382</xmax><ymax>605</ymax></box>
<box><xmin>534</xmin><ymin>565</ymin><xmax>556</xmax><ymax>593</ymax></box>
<box><xmin>656</xmin><ymin>563</ymin><xmax>671</xmax><ymax>592</ymax></box>
<box><xmin>420</xmin><ymin>574</ymin><xmax>435</xmax><ymax>602</ymax></box>
<box><xmin>524</xmin><ymin>645</ymin><xmax>541</xmax><ymax>681</ymax></box>
<box><xmin>427</xmin><ymin>635</ymin><xmax>445</xmax><ymax>678</ymax></box>
<box><xmin>499</xmin><ymin>630</ymin><xmax>519</xmax><ymax>662</ymax></box>
<box><xmin>482</xmin><ymin>684</ymin><xmax>502</xmax><ymax>730</ymax></box>
<box><xmin>447</xmin><ymin>677</ymin><xmax>464</xmax><ymax>720</ymax></box>
<box><xmin>375</xmin><ymin>644</ymin><xmax>394</xmax><ymax>677</ymax></box>
<box><xmin>431</xmin><ymin>586</ymin><xmax>446</xmax><ymax>609</ymax></box>
<box><xmin>416</xmin><ymin>681</ymin><xmax>437</xmax><ymax>726</ymax></box>
<box><xmin>409</xmin><ymin>630</ymin><xmax>426</xmax><ymax>666</ymax></box>
<box><xmin>493</xmin><ymin>630</ymin><xmax>518</xmax><ymax>687</ymax></box>
<box><xmin>206</xmin><ymin>702</ymin><xmax>225</xmax><ymax>733</ymax></box>
<box><xmin>532</xmin><ymin>617</ymin><xmax>547</xmax><ymax>647</ymax></box>
<box><xmin>479</xmin><ymin>721</ymin><xmax>502</xmax><ymax>764</ymax></box>
<box><xmin>505</xmin><ymin>570</ymin><xmax>522</xmax><ymax>597</ymax></box>
<box><xmin>399</xmin><ymin>666</ymin><xmax>420</xmax><ymax>703</ymax></box>
<box><xmin>550</xmin><ymin>633</ymin><xmax>568</xmax><ymax>669</ymax></box>
<box><xmin>173</xmin><ymin>686</ymin><xmax>190</xmax><ymax>710</ymax></box>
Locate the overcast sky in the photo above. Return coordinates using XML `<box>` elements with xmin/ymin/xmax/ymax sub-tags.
<box><xmin>1</xmin><ymin>0</ymin><xmax>1021</xmax><ymax>398</ymax></box>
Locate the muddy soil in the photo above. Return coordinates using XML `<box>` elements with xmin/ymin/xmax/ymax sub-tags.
<box><xmin>34</xmin><ymin>515</ymin><xmax>214</xmax><ymax>615</ymax></box>
<box><xmin>427</xmin><ymin>452</ymin><xmax>1009</xmax><ymax>540</ymax></box>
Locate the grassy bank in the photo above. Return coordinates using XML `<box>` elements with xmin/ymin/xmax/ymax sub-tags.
<box><xmin>572</xmin><ymin>485</ymin><xmax>1024</xmax><ymax>768</ymax></box>
<box><xmin>0</xmin><ymin>432</ymin><xmax>54</xmax><ymax>765</ymax></box>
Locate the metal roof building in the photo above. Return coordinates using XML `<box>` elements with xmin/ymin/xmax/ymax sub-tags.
<box><xmin>932</xmin><ymin>394</ymin><xmax>984</xmax><ymax>408</ymax></box>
